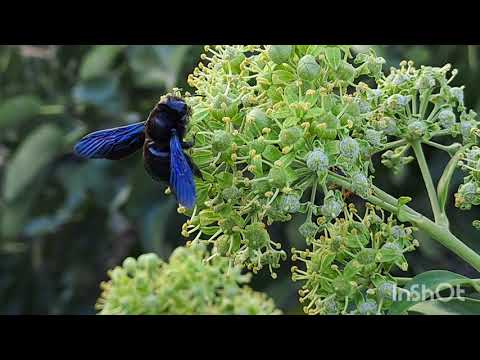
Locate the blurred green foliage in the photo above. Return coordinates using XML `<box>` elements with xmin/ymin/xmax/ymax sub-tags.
<box><xmin>0</xmin><ymin>45</ymin><xmax>203</xmax><ymax>314</ymax></box>
<box><xmin>0</xmin><ymin>45</ymin><xmax>479</xmax><ymax>314</ymax></box>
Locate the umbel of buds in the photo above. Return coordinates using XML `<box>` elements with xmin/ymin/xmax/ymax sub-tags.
<box><xmin>291</xmin><ymin>203</ymin><xmax>417</xmax><ymax>315</ymax></box>
<box><xmin>96</xmin><ymin>244</ymin><xmax>281</xmax><ymax>315</ymax></box>
<box><xmin>168</xmin><ymin>45</ymin><xmax>480</xmax><ymax>315</ymax></box>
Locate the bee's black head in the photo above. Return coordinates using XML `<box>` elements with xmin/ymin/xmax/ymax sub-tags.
<box><xmin>146</xmin><ymin>95</ymin><xmax>192</xmax><ymax>143</ymax></box>
<box><xmin>159</xmin><ymin>95</ymin><xmax>192</xmax><ymax>119</ymax></box>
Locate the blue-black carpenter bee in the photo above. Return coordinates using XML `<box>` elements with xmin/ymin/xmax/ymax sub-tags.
<box><xmin>74</xmin><ymin>95</ymin><xmax>201</xmax><ymax>209</ymax></box>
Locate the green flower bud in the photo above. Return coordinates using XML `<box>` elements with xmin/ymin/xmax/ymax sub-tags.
<box><xmin>351</xmin><ymin>172</ymin><xmax>369</xmax><ymax>198</ymax></box>
<box><xmin>356</xmin><ymin>248</ymin><xmax>377</xmax><ymax>265</ymax></box>
<box><xmin>438</xmin><ymin>109</ymin><xmax>456</xmax><ymax>129</ymax></box>
<box><xmin>323</xmin><ymin>297</ymin><xmax>338</xmax><ymax>314</ymax></box>
<box><xmin>458</xmin><ymin>181</ymin><xmax>478</xmax><ymax>204</ymax></box>
<box><xmin>450</xmin><ymin>87</ymin><xmax>464</xmax><ymax>104</ymax></box>
<box><xmin>357</xmin><ymin>99</ymin><xmax>371</xmax><ymax>114</ymax></box>
<box><xmin>268</xmin><ymin>45</ymin><xmax>294</xmax><ymax>65</ymax></box>
<box><xmin>365</xmin><ymin>129</ymin><xmax>383</xmax><ymax>147</ymax></box>
<box><xmin>244</xmin><ymin>223</ymin><xmax>270</xmax><ymax>249</ymax></box>
<box><xmin>367</xmin><ymin>88</ymin><xmax>383</xmax><ymax>101</ymax></box>
<box><xmin>391</xmin><ymin>225</ymin><xmax>406</xmax><ymax>241</ymax></box>
<box><xmin>330</xmin><ymin>236</ymin><xmax>343</xmax><ymax>252</ymax></box>
<box><xmin>109</xmin><ymin>267</ymin><xmax>125</xmax><ymax>283</ymax></box>
<box><xmin>387</xmin><ymin>94</ymin><xmax>410</xmax><ymax>110</ymax></box>
<box><xmin>392</xmin><ymin>73</ymin><xmax>411</xmax><ymax>86</ymax></box>
<box><xmin>222</xmin><ymin>186</ymin><xmax>241</xmax><ymax>201</ymax></box>
<box><xmin>460</xmin><ymin>121</ymin><xmax>474</xmax><ymax>141</ymax></box>
<box><xmin>377</xmin><ymin>282</ymin><xmax>396</xmax><ymax>300</ymax></box>
<box><xmin>122</xmin><ymin>257</ymin><xmax>137</xmax><ymax>275</ymax></box>
<box><xmin>358</xmin><ymin>299</ymin><xmax>377</xmax><ymax>315</ymax></box>
<box><xmin>215</xmin><ymin>234</ymin><xmax>232</xmax><ymax>256</ymax></box>
<box><xmin>297</xmin><ymin>55</ymin><xmax>321</xmax><ymax>81</ymax></box>
<box><xmin>339</xmin><ymin>137</ymin><xmax>360</xmax><ymax>159</ymax></box>
<box><xmin>321</xmin><ymin>193</ymin><xmax>343</xmax><ymax>219</ymax></box>
<box><xmin>212</xmin><ymin>130</ymin><xmax>232</xmax><ymax>153</ymax></box>
<box><xmin>381</xmin><ymin>117</ymin><xmax>399</xmax><ymax>136</ymax></box>
<box><xmin>382</xmin><ymin>242</ymin><xmax>402</xmax><ymax>251</ymax></box>
<box><xmin>415</xmin><ymin>73</ymin><xmax>435</xmax><ymax>90</ymax></box>
<box><xmin>305</xmin><ymin>149</ymin><xmax>329</xmax><ymax>173</ymax></box>
<box><xmin>223</xmin><ymin>48</ymin><xmax>246</xmax><ymax>74</ymax></box>
<box><xmin>213</xmin><ymin>94</ymin><xmax>232</xmax><ymax>108</ymax></box>
<box><xmin>137</xmin><ymin>253</ymin><xmax>160</xmax><ymax>270</ymax></box>
<box><xmin>169</xmin><ymin>246</ymin><xmax>190</xmax><ymax>263</ymax></box>
<box><xmin>407</xmin><ymin>121</ymin><xmax>427</xmax><ymax>138</ymax></box>
<box><xmin>299</xmin><ymin>221</ymin><xmax>319</xmax><ymax>239</ymax></box>
<box><xmin>473</xmin><ymin>220</ymin><xmax>480</xmax><ymax>230</ymax></box>
<box><xmin>466</xmin><ymin>147</ymin><xmax>480</xmax><ymax>162</ymax></box>
<box><xmin>247</xmin><ymin>108</ymin><xmax>270</xmax><ymax>129</ymax></box>
<box><xmin>279</xmin><ymin>126</ymin><xmax>303</xmax><ymax>147</ymax></box>
<box><xmin>278</xmin><ymin>194</ymin><xmax>301</xmax><ymax>213</ymax></box>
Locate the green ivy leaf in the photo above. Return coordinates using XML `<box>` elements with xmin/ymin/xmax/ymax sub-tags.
<box><xmin>72</xmin><ymin>74</ymin><xmax>124</xmax><ymax>114</ymax></box>
<box><xmin>1</xmin><ymin>172</ymin><xmax>47</xmax><ymax>239</ymax></box>
<box><xmin>3</xmin><ymin>124</ymin><xmax>64</xmax><ymax>202</ymax></box>
<box><xmin>306</xmin><ymin>45</ymin><xmax>326</xmax><ymax>57</ymax></box>
<box><xmin>0</xmin><ymin>95</ymin><xmax>43</xmax><ymax>130</ymax></box>
<box><xmin>79</xmin><ymin>45</ymin><xmax>126</xmax><ymax>80</ymax></box>
<box><xmin>284</xmin><ymin>84</ymin><xmax>299</xmax><ymax>105</ymax></box>
<box><xmin>389</xmin><ymin>270</ymin><xmax>476</xmax><ymax>315</ymax></box>
<box><xmin>324</xmin><ymin>47</ymin><xmax>341</xmax><ymax>70</ymax></box>
<box><xmin>409</xmin><ymin>297</ymin><xmax>480</xmax><ymax>315</ymax></box>
<box><xmin>304</xmin><ymin>107</ymin><xmax>323</xmax><ymax>120</ymax></box>
<box><xmin>272</xmin><ymin>70</ymin><xmax>296</xmax><ymax>85</ymax></box>
<box><xmin>283</xmin><ymin>116</ymin><xmax>298</xmax><ymax>128</ymax></box>
<box><xmin>262</xmin><ymin>145</ymin><xmax>283</xmax><ymax>162</ymax></box>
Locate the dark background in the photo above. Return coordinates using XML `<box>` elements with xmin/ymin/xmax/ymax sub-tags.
<box><xmin>1</xmin><ymin>45</ymin><xmax>479</xmax><ymax>315</ymax></box>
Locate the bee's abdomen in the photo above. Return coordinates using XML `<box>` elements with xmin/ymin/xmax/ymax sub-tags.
<box><xmin>143</xmin><ymin>142</ymin><xmax>170</xmax><ymax>182</ymax></box>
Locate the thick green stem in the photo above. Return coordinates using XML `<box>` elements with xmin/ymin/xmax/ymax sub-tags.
<box><xmin>327</xmin><ymin>173</ymin><xmax>480</xmax><ymax>273</ymax></box>
<box><xmin>410</xmin><ymin>140</ymin><xmax>448</xmax><ymax>227</ymax></box>
<box><xmin>407</xmin><ymin>214</ymin><xmax>480</xmax><ymax>272</ymax></box>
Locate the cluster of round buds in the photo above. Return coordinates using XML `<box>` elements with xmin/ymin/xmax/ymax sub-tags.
<box><xmin>345</xmin><ymin>57</ymin><xmax>480</xmax><ymax>196</ymax></box>
<box><xmin>96</xmin><ymin>244</ymin><xmax>281</xmax><ymax>315</ymax></box>
<box><xmin>291</xmin><ymin>203</ymin><xmax>418</xmax><ymax>315</ymax></box>
<box><xmin>181</xmin><ymin>46</ymin><xmax>480</xmax><ymax>285</ymax></box>
<box><xmin>181</xmin><ymin>45</ymin><xmax>398</xmax><ymax>276</ymax></box>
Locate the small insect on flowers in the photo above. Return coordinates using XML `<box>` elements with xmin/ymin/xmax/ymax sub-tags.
<box><xmin>73</xmin><ymin>95</ymin><xmax>202</xmax><ymax>209</ymax></box>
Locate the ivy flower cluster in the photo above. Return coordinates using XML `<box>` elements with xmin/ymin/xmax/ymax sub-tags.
<box><xmin>161</xmin><ymin>45</ymin><xmax>480</xmax><ymax>315</ymax></box>
<box><xmin>182</xmin><ymin>45</ymin><xmax>386</xmax><ymax>277</ymax></box>
<box><xmin>96</xmin><ymin>244</ymin><xmax>281</xmax><ymax>315</ymax></box>
<box><xmin>291</xmin><ymin>203</ymin><xmax>418</xmax><ymax>315</ymax></box>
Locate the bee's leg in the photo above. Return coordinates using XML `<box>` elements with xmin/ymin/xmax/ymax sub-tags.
<box><xmin>181</xmin><ymin>140</ymin><xmax>194</xmax><ymax>149</ymax></box>
<box><xmin>191</xmin><ymin>163</ymin><xmax>204</xmax><ymax>180</ymax></box>
<box><xmin>181</xmin><ymin>133</ymin><xmax>197</xmax><ymax>149</ymax></box>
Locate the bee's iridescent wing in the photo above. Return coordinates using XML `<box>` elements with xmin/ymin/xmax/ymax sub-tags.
<box><xmin>74</xmin><ymin>122</ymin><xmax>145</xmax><ymax>160</ymax></box>
<box><xmin>169</xmin><ymin>133</ymin><xmax>196</xmax><ymax>209</ymax></box>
